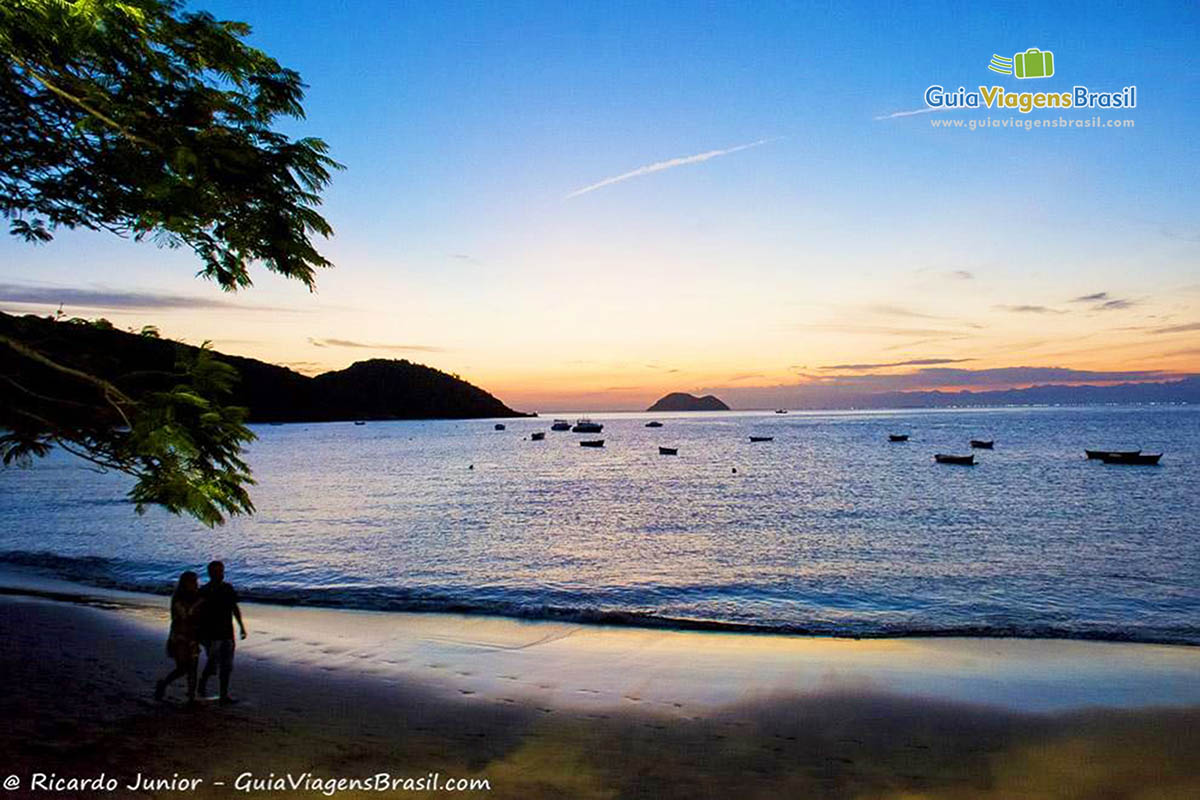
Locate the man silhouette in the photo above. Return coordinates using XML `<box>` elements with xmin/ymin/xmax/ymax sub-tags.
<box><xmin>198</xmin><ymin>560</ymin><xmax>247</xmax><ymax>703</ymax></box>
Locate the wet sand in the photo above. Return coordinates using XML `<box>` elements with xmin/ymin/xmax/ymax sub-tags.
<box><xmin>1</xmin><ymin>575</ymin><xmax>1198</xmax><ymax>798</ymax></box>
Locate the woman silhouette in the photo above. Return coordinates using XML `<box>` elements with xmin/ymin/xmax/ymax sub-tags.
<box><xmin>154</xmin><ymin>571</ymin><xmax>203</xmax><ymax>702</ymax></box>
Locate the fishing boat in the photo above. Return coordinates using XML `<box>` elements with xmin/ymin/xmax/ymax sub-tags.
<box><xmin>572</xmin><ymin>419</ymin><xmax>604</xmax><ymax>433</ymax></box>
<box><xmin>494</xmin><ymin>423</ymin><xmax>506</xmax><ymax>431</ymax></box>
<box><xmin>658</xmin><ymin>446</ymin><xmax>678</xmax><ymax>455</ymax></box>
<box><xmin>550</xmin><ymin>419</ymin><xmax>571</xmax><ymax>431</ymax></box>
<box><xmin>580</xmin><ymin>439</ymin><xmax>605</xmax><ymax>448</ymax></box>
<box><xmin>1085</xmin><ymin>449</ymin><xmax>1140</xmax><ymax>460</ymax></box>
<box><xmin>645</xmin><ymin>421</ymin><xmax>664</xmax><ymax>428</ymax></box>
<box><xmin>353</xmin><ymin>421</ymin><xmax>366</xmax><ymax>426</ymax></box>
<box><xmin>888</xmin><ymin>434</ymin><xmax>909</xmax><ymax>442</ymax></box>
<box><xmin>934</xmin><ymin>454</ymin><xmax>975</xmax><ymax>465</ymax></box>
<box><xmin>749</xmin><ymin>436</ymin><xmax>774</xmax><ymax>443</ymax></box>
<box><xmin>970</xmin><ymin>439</ymin><xmax>994</xmax><ymax>449</ymax></box>
<box><xmin>775</xmin><ymin>409</ymin><xmax>788</xmax><ymax>414</ymax></box>
<box><xmin>530</xmin><ymin>432</ymin><xmax>545</xmax><ymax>441</ymax></box>
<box><xmin>1100</xmin><ymin>452</ymin><xmax>1162</xmax><ymax>465</ymax></box>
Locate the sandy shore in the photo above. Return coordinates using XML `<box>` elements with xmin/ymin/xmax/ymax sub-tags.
<box><xmin>1</xmin><ymin>573</ymin><xmax>1199</xmax><ymax>799</ymax></box>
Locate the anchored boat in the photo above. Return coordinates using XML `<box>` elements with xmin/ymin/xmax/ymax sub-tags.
<box><xmin>1100</xmin><ymin>452</ymin><xmax>1162</xmax><ymax>465</ymax></box>
<box><xmin>1085</xmin><ymin>449</ymin><xmax>1140</xmax><ymax>460</ymax></box>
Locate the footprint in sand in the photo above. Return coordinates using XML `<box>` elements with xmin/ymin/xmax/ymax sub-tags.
<box><xmin>456</xmin><ymin>670</ymin><xmax>473</xmax><ymax>677</ymax></box>
<box><xmin>498</xmin><ymin>674</ymin><xmax>518</xmax><ymax>681</ymax></box>
<box><xmin>459</xmin><ymin>689</ymin><xmax>476</xmax><ymax>696</ymax></box>
<box><xmin>623</xmin><ymin>695</ymin><xmax>641</xmax><ymax>703</ymax></box>
<box><xmin>500</xmin><ymin>698</ymin><xmax>516</xmax><ymax>704</ymax></box>
<box><xmin>272</xmin><ymin>636</ymin><xmax>293</xmax><ymax>642</ymax></box>
<box><xmin>576</xmin><ymin>688</ymin><xmax>599</xmax><ymax>695</ymax></box>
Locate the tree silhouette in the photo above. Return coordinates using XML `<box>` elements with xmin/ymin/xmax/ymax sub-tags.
<box><xmin>0</xmin><ymin>0</ymin><xmax>340</xmax><ymax>525</ymax></box>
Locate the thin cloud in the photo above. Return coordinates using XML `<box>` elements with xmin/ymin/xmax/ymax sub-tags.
<box><xmin>308</xmin><ymin>337</ymin><xmax>445</xmax><ymax>352</ymax></box>
<box><xmin>950</xmin><ymin>270</ymin><xmax>974</xmax><ymax>280</ymax></box>
<box><xmin>873</xmin><ymin>106</ymin><xmax>946</xmax><ymax>121</ymax></box>
<box><xmin>0</xmin><ymin>283</ymin><xmax>295</xmax><ymax>312</ymax></box>
<box><xmin>564</xmin><ymin>138</ymin><xmax>781</xmax><ymax>199</ymax></box>
<box><xmin>868</xmin><ymin>305</ymin><xmax>946</xmax><ymax>320</ymax></box>
<box><xmin>995</xmin><ymin>304</ymin><xmax>1067</xmax><ymax>314</ymax></box>
<box><xmin>1069</xmin><ymin>291</ymin><xmax>1136</xmax><ymax>311</ymax></box>
<box><xmin>821</xmin><ymin>358</ymin><xmax>975</xmax><ymax>371</ymax></box>
<box><xmin>793</xmin><ymin>323</ymin><xmax>972</xmax><ymax>339</ymax></box>
<box><xmin>1152</xmin><ymin>322</ymin><xmax>1200</xmax><ymax>335</ymax></box>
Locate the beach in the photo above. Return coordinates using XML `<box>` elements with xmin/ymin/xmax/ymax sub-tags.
<box><xmin>2</xmin><ymin>574</ymin><xmax>1199</xmax><ymax>799</ymax></box>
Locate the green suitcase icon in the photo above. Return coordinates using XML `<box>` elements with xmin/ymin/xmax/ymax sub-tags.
<box><xmin>1014</xmin><ymin>48</ymin><xmax>1054</xmax><ymax>79</ymax></box>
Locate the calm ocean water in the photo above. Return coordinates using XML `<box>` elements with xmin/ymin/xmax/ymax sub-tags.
<box><xmin>1</xmin><ymin>406</ymin><xmax>1198</xmax><ymax>644</ymax></box>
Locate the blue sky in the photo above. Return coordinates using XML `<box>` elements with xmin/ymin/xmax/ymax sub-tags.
<box><xmin>2</xmin><ymin>1</ymin><xmax>1198</xmax><ymax>410</ymax></box>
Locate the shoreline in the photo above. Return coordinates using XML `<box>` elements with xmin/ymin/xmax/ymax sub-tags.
<box><xmin>3</xmin><ymin>577</ymin><xmax>1199</xmax><ymax>797</ymax></box>
<box><xmin>3</xmin><ymin>564</ymin><xmax>1196</xmax><ymax>650</ymax></box>
<box><xmin>3</xmin><ymin>570</ymin><xmax>1200</xmax><ymax>714</ymax></box>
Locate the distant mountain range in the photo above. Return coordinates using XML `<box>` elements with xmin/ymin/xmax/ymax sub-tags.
<box><xmin>0</xmin><ymin>312</ymin><xmax>525</xmax><ymax>421</ymax></box>
<box><xmin>647</xmin><ymin>392</ymin><xmax>731</xmax><ymax>412</ymax></box>
<box><xmin>851</xmin><ymin>378</ymin><xmax>1200</xmax><ymax>409</ymax></box>
<box><xmin>713</xmin><ymin>378</ymin><xmax>1200</xmax><ymax>411</ymax></box>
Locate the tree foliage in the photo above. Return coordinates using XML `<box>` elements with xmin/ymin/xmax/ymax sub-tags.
<box><xmin>1</xmin><ymin>0</ymin><xmax>340</xmax><ymax>289</ymax></box>
<box><xmin>0</xmin><ymin>322</ymin><xmax>256</xmax><ymax>526</ymax></box>
<box><xmin>0</xmin><ymin>1</ymin><xmax>339</xmax><ymax>525</ymax></box>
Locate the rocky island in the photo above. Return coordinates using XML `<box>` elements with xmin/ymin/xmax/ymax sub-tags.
<box><xmin>646</xmin><ymin>392</ymin><xmax>730</xmax><ymax>412</ymax></box>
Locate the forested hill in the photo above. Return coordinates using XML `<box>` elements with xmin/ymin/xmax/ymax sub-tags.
<box><xmin>0</xmin><ymin>312</ymin><xmax>526</xmax><ymax>421</ymax></box>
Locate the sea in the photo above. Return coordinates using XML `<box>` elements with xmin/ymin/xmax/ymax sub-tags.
<box><xmin>1</xmin><ymin>406</ymin><xmax>1197</xmax><ymax>645</ymax></box>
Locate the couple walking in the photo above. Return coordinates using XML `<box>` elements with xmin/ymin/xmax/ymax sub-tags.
<box><xmin>155</xmin><ymin>560</ymin><xmax>247</xmax><ymax>704</ymax></box>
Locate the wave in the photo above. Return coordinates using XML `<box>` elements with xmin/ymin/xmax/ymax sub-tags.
<box><xmin>2</xmin><ymin>550</ymin><xmax>1197</xmax><ymax>646</ymax></box>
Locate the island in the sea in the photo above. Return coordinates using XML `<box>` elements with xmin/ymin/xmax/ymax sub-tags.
<box><xmin>647</xmin><ymin>392</ymin><xmax>730</xmax><ymax>412</ymax></box>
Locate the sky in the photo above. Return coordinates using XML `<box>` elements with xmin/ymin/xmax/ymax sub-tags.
<box><xmin>2</xmin><ymin>0</ymin><xmax>1199</xmax><ymax>411</ymax></box>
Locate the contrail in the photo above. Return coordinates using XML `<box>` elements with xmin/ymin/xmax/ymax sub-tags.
<box><xmin>564</xmin><ymin>137</ymin><xmax>781</xmax><ymax>199</ymax></box>
<box><xmin>873</xmin><ymin>106</ymin><xmax>945</xmax><ymax>121</ymax></box>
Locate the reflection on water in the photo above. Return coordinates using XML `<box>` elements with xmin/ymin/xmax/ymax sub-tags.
<box><xmin>1</xmin><ymin>406</ymin><xmax>1198</xmax><ymax>642</ymax></box>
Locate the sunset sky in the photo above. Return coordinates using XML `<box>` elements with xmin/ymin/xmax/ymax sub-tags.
<box><xmin>2</xmin><ymin>1</ymin><xmax>1198</xmax><ymax>411</ymax></box>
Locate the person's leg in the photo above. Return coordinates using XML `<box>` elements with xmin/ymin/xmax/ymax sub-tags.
<box><xmin>218</xmin><ymin>640</ymin><xmax>235</xmax><ymax>700</ymax></box>
<box><xmin>198</xmin><ymin>641</ymin><xmax>216</xmax><ymax>696</ymax></box>
<box><xmin>185</xmin><ymin>656</ymin><xmax>198</xmax><ymax>701</ymax></box>
<box><xmin>155</xmin><ymin>658</ymin><xmax>188</xmax><ymax>700</ymax></box>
